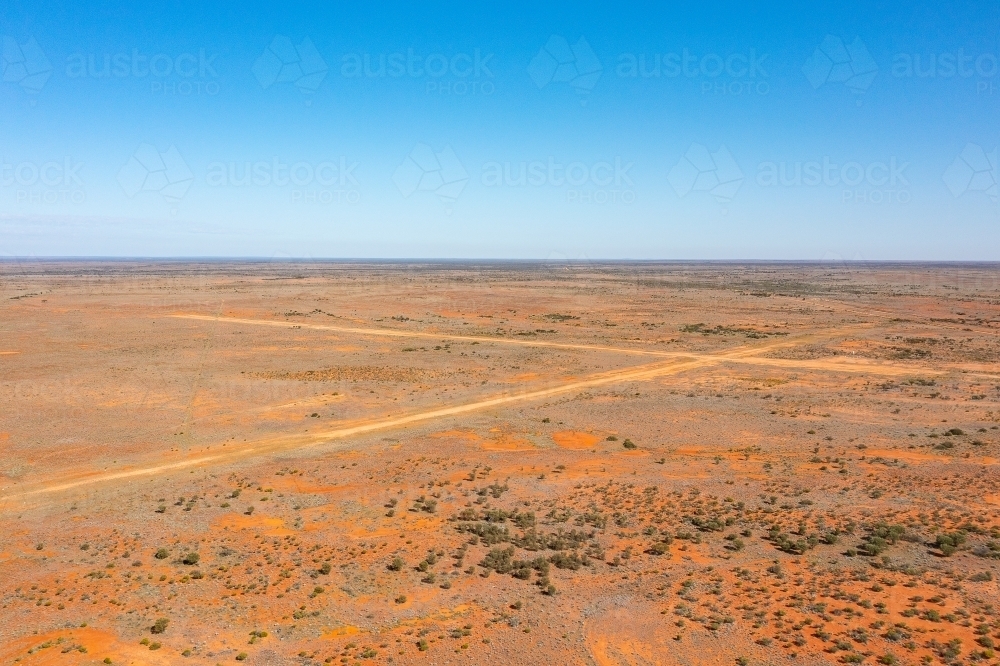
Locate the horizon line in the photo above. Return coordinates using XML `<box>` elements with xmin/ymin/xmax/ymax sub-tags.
<box><xmin>2</xmin><ymin>257</ymin><xmax>1000</xmax><ymax>265</ymax></box>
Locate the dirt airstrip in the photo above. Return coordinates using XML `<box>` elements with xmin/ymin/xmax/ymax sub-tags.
<box><xmin>1</xmin><ymin>261</ymin><xmax>999</xmax><ymax>666</ymax></box>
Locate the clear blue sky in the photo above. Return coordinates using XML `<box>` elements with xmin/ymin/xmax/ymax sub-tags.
<box><xmin>1</xmin><ymin>1</ymin><xmax>998</xmax><ymax>259</ymax></box>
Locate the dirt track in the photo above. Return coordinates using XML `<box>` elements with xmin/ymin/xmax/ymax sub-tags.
<box><xmin>0</xmin><ymin>356</ymin><xmax>708</xmax><ymax>503</ymax></box>
<box><xmin>172</xmin><ymin>313</ymin><xmax>944</xmax><ymax>376</ymax></box>
<box><xmin>3</xmin><ymin>263</ymin><xmax>999</xmax><ymax>666</ymax></box>
<box><xmin>0</xmin><ymin>319</ymin><xmax>947</xmax><ymax>505</ymax></box>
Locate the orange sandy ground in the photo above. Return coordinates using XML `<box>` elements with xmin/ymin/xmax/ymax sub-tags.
<box><xmin>1</xmin><ymin>262</ymin><xmax>999</xmax><ymax>666</ymax></box>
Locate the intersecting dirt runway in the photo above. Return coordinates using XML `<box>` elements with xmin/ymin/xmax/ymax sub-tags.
<box><xmin>2</xmin><ymin>315</ymin><xmax>946</xmax><ymax>504</ymax></box>
<box><xmin>3</xmin><ymin>262</ymin><xmax>998</xmax><ymax>666</ymax></box>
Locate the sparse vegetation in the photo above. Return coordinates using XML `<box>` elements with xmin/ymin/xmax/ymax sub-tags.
<box><xmin>6</xmin><ymin>265</ymin><xmax>1000</xmax><ymax>666</ymax></box>
<box><xmin>935</xmin><ymin>532</ymin><xmax>966</xmax><ymax>557</ymax></box>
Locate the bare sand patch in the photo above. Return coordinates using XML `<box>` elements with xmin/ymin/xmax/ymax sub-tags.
<box><xmin>552</xmin><ymin>430</ymin><xmax>601</xmax><ymax>449</ymax></box>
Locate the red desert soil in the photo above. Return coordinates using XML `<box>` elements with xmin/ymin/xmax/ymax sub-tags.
<box><xmin>552</xmin><ymin>431</ymin><xmax>602</xmax><ymax>450</ymax></box>
<box><xmin>1</xmin><ymin>261</ymin><xmax>999</xmax><ymax>666</ymax></box>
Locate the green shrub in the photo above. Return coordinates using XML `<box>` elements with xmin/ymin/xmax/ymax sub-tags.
<box><xmin>935</xmin><ymin>532</ymin><xmax>966</xmax><ymax>556</ymax></box>
<box><xmin>859</xmin><ymin>523</ymin><xmax>906</xmax><ymax>556</ymax></box>
<box><xmin>154</xmin><ymin>548</ymin><xmax>169</xmax><ymax>560</ymax></box>
<box><xmin>181</xmin><ymin>552</ymin><xmax>200</xmax><ymax>565</ymax></box>
<box><xmin>648</xmin><ymin>541</ymin><xmax>671</xmax><ymax>555</ymax></box>
<box><xmin>769</xmin><ymin>531</ymin><xmax>816</xmax><ymax>554</ymax></box>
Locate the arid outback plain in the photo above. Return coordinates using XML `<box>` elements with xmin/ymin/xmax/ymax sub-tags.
<box><xmin>1</xmin><ymin>261</ymin><xmax>999</xmax><ymax>666</ymax></box>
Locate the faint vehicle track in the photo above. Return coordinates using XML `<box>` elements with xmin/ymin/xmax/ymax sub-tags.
<box><xmin>171</xmin><ymin>313</ymin><xmax>947</xmax><ymax>376</ymax></box>
<box><xmin>0</xmin><ymin>356</ymin><xmax>708</xmax><ymax>503</ymax></box>
<box><xmin>1</xmin><ymin>318</ymin><xmax>961</xmax><ymax>505</ymax></box>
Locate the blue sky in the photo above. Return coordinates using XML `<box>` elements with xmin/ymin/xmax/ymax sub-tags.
<box><xmin>1</xmin><ymin>1</ymin><xmax>998</xmax><ymax>259</ymax></box>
